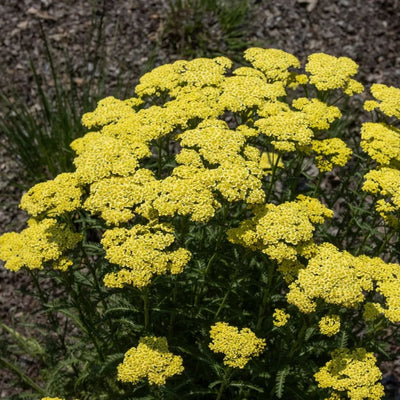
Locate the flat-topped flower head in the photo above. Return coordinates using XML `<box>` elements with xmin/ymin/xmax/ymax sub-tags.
<box><xmin>244</xmin><ymin>48</ymin><xmax>300</xmax><ymax>83</ymax></box>
<box><xmin>209</xmin><ymin>322</ymin><xmax>266</xmax><ymax>368</ymax></box>
<box><xmin>306</xmin><ymin>53</ymin><xmax>363</xmax><ymax>93</ymax></box>
<box><xmin>361</xmin><ymin>122</ymin><xmax>400</xmax><ymax>166</ymax></box>
<box><xmin>83</xmin><ymin>169</ymin><xmax>156</xmax><ymax>225</ymax></box>
<box><xmin>311</xmin><ymin>138</ymin><xmax>352</xmax><ymax>172</ymax></box>
<box><xmin>287</xmin><ymin>243</ymin><xmax>373</xmax><ymax>313</ymax></box>
<box><xmin>362</xmin><ymin>167</ymin><xmax>400</xmax><ymax>226</ymax></box>
<box><xmin>0</xmin><ymin>218</ymin><xmax>81</xmax><ymax>272</ymax></box>
<box><xmin>70</xmin><ymin>131</ymin><xmax>151</xmax><ymax>185</ymax></box>
<box><xmin>20</xmin><ymin>173</ymin><xmax>83</xmax><ymax>218</ymax></box>
<box><xmin>292</xmin><ymin>98</ymin><xmax>342</xmax><ymax>130</ymax></box>
<box><xmin>314</xmin><ymin>348</ymin><xmax>384</xmax><ymax>400</ymax></box>
<box><xmin>364</xmin><ymin>83</ymin><xmax>400</xmax><ymax>119</ymax></box>
<box><xmin>319</xmin><ymin>315</ymin><xmax>341</xmax><ymax>336</ymax></box>
<box><xmin>227</xmin><ymin>196</ymin><xmax>333</xmax><ymax>263</ymax></box>
<box><xmin>118</xmin><ymin>336</ymin><xmax>184</xmax><ymax>386</ymax></box>
<box><xmin>81</xmin><ymin>96</ymin><xmax>141</xmax><ymax>128</ymax></box>
<box><xmin>41</xmin><ymin>398</ymin><xmax>65</xmax><ymax>400</ymax></box>
<box><xmin>101</xmin><ymin>223</ymin><xmax>191</xmax><ymax>288</ymax></box>
<box><xmin>255</xmin><ymin>110</ymin><xmax>314</xmax><ymax>152</ymax></box>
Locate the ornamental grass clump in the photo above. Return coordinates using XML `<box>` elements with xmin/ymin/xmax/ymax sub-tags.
<box><xmin>1</xmin><ymin>48</ymin><xmax>400</xmax><ymax>399</ymax></box>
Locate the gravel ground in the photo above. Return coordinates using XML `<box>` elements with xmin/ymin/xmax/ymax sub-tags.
<box><xmin>1</xmin><ymin>0</ymin><xmax>400</xmax><ymax>396</ymax></box>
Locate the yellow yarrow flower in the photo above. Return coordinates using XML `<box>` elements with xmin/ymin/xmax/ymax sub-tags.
<box><xmin>41</xmin><ymin>398</ymin><xmax>65</xmax><ymax>400</ymax></box>
<box><xmin>287</xmin><ymin>243</ymin><xmax>373</xmax><ymax>313</ymax></box>
<box><xmin>219</xmin><ymin>75</ymin><xmax>285</xmax><ymax>112</ymax></box>
<box><xmin>209</xmin><ymin>322</ymin><xmax>266</xmax><ymax>368</ymax></box>
<box><xmin>363</xmin><ymin>302</ymin><xmax>383</xmax><ymax>322</ymax></box>
<box><xmin>118</xmin><ymin>336</ymin><xmax>183</xmax><ymax>386</ymax></box>
<box><xmin>314</xmin><ymin>348</ymin><xmax>384</xmax><ymax>400</ymax></box>
<box><xmin>20</xmin><ymin>173</ymin><xmax>83</xmax><ymax>218</ymax></box>
<box><xmin>244</xmin><ymin>48</ymin><xmax>300</xmax><ymax>83</ymax></box>
<box><xmin>306</xmin><ymin>53</ymin><xmax>363</xmax><ymax>93</ymax></box>
<box><xmin>311</xmin><ymin>138</ymin><xmax>352</xmax><ymax>172</ymax></box>
<box><xmin>273</xmin><ymin>308</ymin><xmax>290</xmax><ymax>327</ymax></box>
<box><xmin>292</xmin><ymin>98</ymin><xmax>342</xmax><ymax>130</ymax></box>
<box><xmin>81</xmin><ymin>96</ymin><xmax>141</xmax><ymax>128</ymax></box>
<box><xmin>101</xmin><ymin>223</ymin><xmax>191</xmax><ymax>288</ymax></box>
<box><xmin>364</xmin><ymin>83</ymin><xmax>400</xmax><ymax>118</ymax></box>
<box><xmin>319</xmin><ymin>315</ymin><xmax>341</xmax><ymax>336</ymax></box>
<box><xmin>362</xmin><ymin>167</ymin><xmax>400</xmax><ymax>226</ymax></box>
<box><xmin>255</xmin><ymin>110</ymin><xmax>314</xmax><ymax>152</ymax></box>
<box><xmin>71</xmin><ymin>131</ymin><xmax>151</xmax><ymax>184</ymax></box>
<box><xmin>227</xmin><ymin>196</ymin><xmax>333</xmax><ymax>263</ymax></box>
<box><xmin>84</xmin><ymin>169</ymin><xmax>156</xmax><ymax>225</ymax></box>
<box><xmin>0</xmin><ymin>218</ymin><xmax>81</xmax><ymax>272</ymax></box>
<box><xmin>361</xmin><ymin>122</ymin><xmax>400</xmax><ymax>166</ymax></box>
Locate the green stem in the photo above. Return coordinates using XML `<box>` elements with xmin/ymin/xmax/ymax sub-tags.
<box><xmin>312</xmin><ymin>171</ymin><xmax>323</xmax><ymax>197</ymax></box>
<box><xmin>265</xmin><ymin>153</ymin><xmax>282</xmax><ymax>202</ymax></box>
<box><xmin>216</xmin><ymin>367</ymin><xmax>232</xmax><ymax>400</ymax></box>
<box><xmin>28</xmin><ymin>270</ymin><xmax>67</xmax><ymax>354</ymax></box>
<box><xmin>63</xmin><ymin>270</ymin><xmax>105</xmax><ymax>361</ymax></box>
<box><xmin>288</xmin><ymin>316</ymin><xmax>308</xmax><ymax>359</ymax></box>
<box><xmin>336</xmin><ymin>192</ymin><xmax>368</xmax><ymax>244</ymax></box>
<box><xmin>287</xmin><ymin>154</ymin><xmax>305</xmax><ymax>201</ymax></box>
<box><xmin>194</xmin><ymin>253</ymin><xmax>217</xmax><ymax>308</ymax></box>
<box><xmin>256</xmin><ymin>262</ymin><xmax>275</xmax><ymax>332</ymax></box>
<box><xmin>214</xmin><ymin>289</ymin><xmax>231</xmax><ymax>320</ymax></box>
<box><xmin>157</xmin><ymin>137</ymin><xmax>163</xmax><ymax>178</ymax></box>
<box><xmin>0</xmin><ymin>356</ymin><xmax>46</xmax><ymax>395</ymax></box>
<box><xmin>142</xmin><ymin>289</ymin><xmax>150</xmax><ymax>332</ymax></box>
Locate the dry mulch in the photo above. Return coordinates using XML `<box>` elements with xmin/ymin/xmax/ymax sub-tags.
<box><xmin>1</xmin><ymin>0</ymin><xmax>400</xmax><ymax>396</ymax></box>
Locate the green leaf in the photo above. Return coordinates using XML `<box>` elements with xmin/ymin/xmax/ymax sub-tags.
<box><xmin>275</xmin><ymin>367</ymin><xmax>290</xmax><ymax>398</ymax></box>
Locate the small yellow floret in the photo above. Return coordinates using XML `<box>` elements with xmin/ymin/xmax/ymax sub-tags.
<box><xmin>273</xmin><ymin>309</ymin><xmax>290</xmax><ymax>327</ymax></box>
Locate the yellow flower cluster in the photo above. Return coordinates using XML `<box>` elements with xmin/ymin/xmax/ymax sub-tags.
<box><xmin>209</xmin><ymin>322</ymin><xmax>266</xmax><ymax>368</ymax></box>
<box><xmin>363</xmin><ymin>167</ymin><xmax>400</xmax><ymax>226</ymax></box>
<box><xmin>363</xmin><ymin>302</ymin><xmax>383</xmax><ymax>322</ymax></box>
<box><xmin>227</xmin><ymin>196</ymin><xmax>333</xmax><ymax>263</ymax></box>
<box><xmin>287</xmin><ymin>242</ymin><xmax>400</xmax><ymax>322</ymax></box>
<box><xmin>310</xmin><ymin>138</ymin><xmax>352</xmax><ymax>172</ymax></box>
<box><xmin>318</xmin><ymin>315</ymin><xmax>341</xmax><ymax>336</ymax></box>
<box><xmin>84</xmin><ymin>169</ymin><xmax>156</xmax><ymax>225</ymax></box>
<box><xmin>117</xmin><ymin>336</ymin><xmax>183</xmax><ymax>385</ymax></box>
<box><xmin>361</xmin><ymin>83</ymin><xmax>400</xmax><ymax>227</ymax></box>
<box><xmin>255</xmin><ymin>97</ymin><xmax>344</xmax><ymax>154</ymax></box>
<box><xmin>70</xmin><ymin>131</ymin><xmax>150</xmax><ymax>185</ymax></box>
<box><xmin>81</xmin><ymin>96</ymin><xmax>141</xmax><ymax>128</ymax></box>
<box><xmin>244</xmin><ymin>48</ymin><xmax>300</xmax><ymax>83</ymax></box>
<box><xmin>272</xmin><ymin>308</ymin><xmax>290</xmax><ymax>327</ymax></box>
<box><xmin>306</xmin><ymin>53</ymin><xmax>364</xmax><ymax>94</ymax></box>
<box><xmin>364</xmin><ymin>83</ymin><xmax>400</xmax><ymax>118</ymax></box>
<box><xmin>255</xmin><ymin>109</ymin><xmax>314</xmax><ymax>152</ymax></box>
<box><xmin>0</xmin><ymin>218</ymin><xmax>81</xmax><ymax>272</ymax></box>
<box><xmin>361</xmin><ymin>122</ymin><xmax>400</xmax><ymax>166</ymax></box>
<box><xmin>101</xmin><ymin>222</ymin><xmax>191</xmax><ymax>288</ymax></box>
<box><xmin>314</xmin><ymin>348</ymin><xmax>384</xmax><ymax>400</ymax></box>
<box><xmin>292</xmin><ymin>98</ymin><xmax>342</xmax><ymax>130</ymax></box>
<box><xmin>20</xmin><ymin>173</ymin><xmax>83</xmax><ymax>218</ymax></box>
